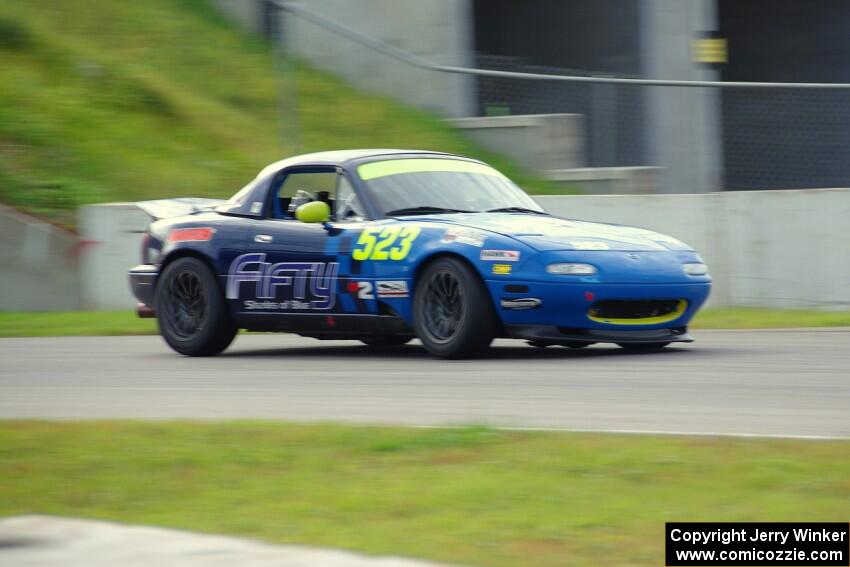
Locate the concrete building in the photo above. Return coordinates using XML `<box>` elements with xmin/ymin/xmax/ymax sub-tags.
<box><xmin>215</xmin><ymin>0</ymin><xmax>850</xmax><ymax>195</ymax></box>
<box><xmin>472</xmin><ymin>0</ymin><xmax>720</xmax><ymax>194</ymax></box>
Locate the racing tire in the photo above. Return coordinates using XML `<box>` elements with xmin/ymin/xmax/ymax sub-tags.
<box><xmin>155</xmin><ymin>257</ymin><xmax>237</xmax><ymax>356</ymax></box>
<box><xmin>616</xmin><ymin>342</ymin><xmax>670</xmax><ymax>352</ymax></box>
<box><xmin>360</xmin><ymin>336</ymin><xmax>412</xmax><ymax>347</ymax></box>
<box><xmin>413</xmin><ymin>257</ymin><xmax>497</xmax><ymax>359</ymax></box>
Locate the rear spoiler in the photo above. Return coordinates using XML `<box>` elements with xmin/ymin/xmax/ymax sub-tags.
<box><xmin>136</xmin><ymin>198</ymin><xmax>227</xmax><ymax>220</ymax></box>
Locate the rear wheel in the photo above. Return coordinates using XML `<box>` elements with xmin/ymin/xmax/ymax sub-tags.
<box><xmin>360</xmin><ymin>336</ymin><xmax>412</xmax><ymax>347</ymax></box>
<box><xmin>155</xmin><ymin>257</ymin><xmax>236</xmax><ymax>356</ymax></box>
<box><xmin>413</xmin><ymin>257</ymin><xmax>497</xmax><ymax>358</ymax></box>
<box><xmin>617</xmin><ymin>342</ymin><xmax>670</xmax><ymax>351</ymax></box>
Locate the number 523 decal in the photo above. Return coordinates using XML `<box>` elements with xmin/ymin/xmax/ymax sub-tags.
<box><xmin>352</xmin><ymin>226</ymin><xmax>421</xmax><ymax>261</ymax></box>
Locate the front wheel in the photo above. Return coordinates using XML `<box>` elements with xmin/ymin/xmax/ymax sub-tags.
<box><xmin>413</xmin><ymin>257</ymin><xmax>498</xmax><ymax>359</ymax></box>
<box><xmin>155</xmin><ymin>257</ymin><xmax>237</xmax><ymax>356</ymax></box>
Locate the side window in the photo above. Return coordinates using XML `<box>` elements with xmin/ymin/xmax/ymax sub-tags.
<box><xmin>335</xmin><ymin>175</ymin><xmax>365</xmax><ymax>221</ymax></box>
<box><xmin>272</xmin><ymin>171</ymin><xmax>337</xmax><ymax>219</ymax></box>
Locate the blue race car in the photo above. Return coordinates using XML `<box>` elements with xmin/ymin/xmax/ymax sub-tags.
<box><xmin>129</xmin><ymin>149</ymin><xmax>711</xmax><ymax>358</ymax></box>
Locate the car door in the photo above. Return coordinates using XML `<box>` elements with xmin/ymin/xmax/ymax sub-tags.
<box><xmin>227</xmin><ymin>167</ymin><xmax>343</xmax><ymax>315</ymax></box>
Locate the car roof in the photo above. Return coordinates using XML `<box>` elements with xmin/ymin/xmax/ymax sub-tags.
<box><xmin>220</xmin><ymin>149</ymin><xmax>489</xmax><ymax>219</ymax></box>
<box><xmin>255</xmin><ymin>149</ymin><xmax>468</xmax><ymax>178</ymax></box>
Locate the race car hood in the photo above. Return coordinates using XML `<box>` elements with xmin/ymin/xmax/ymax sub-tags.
<box><xmin>418</xmin><ymin>213</ymin><xmax>693</xmax><ymax>252</ymax></box>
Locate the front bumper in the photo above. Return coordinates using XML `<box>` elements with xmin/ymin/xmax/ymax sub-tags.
<box><xmin>128</xmin><ymin>264</ymin><xmax>158</xmax><ymax>310</ymax></box>
<box><xmin>505</xmin><ymin>324</ymin><xmax>692</xmax><ymax>344</ymax></box>
<box><xmin>486</xmin><ymin>280</ymin><xmax>711</xmax><ymax>331</ymax></box>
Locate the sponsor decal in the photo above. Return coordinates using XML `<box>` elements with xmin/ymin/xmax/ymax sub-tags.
<box><xmin>441</xmin><ymin>227</ymin><xmax>485</xmax><ymax>247</ymax></box>
<box><xmin>492</xmin><ymin>264</ymin><xmax>512</xmax><ymax>275</ymax></box>
<box><xmin>348</xmin><ymin>281</ymin><xmax>374</xmax><ymax>300</ymax></box>
<box><xmin>346</xmin><ymin>280</ymin><xmax>409</xmax><ymax>299</ymax></box>
<box><xmin>227</xmin><ymin>253</ymin><xmax>338</xmax><ymax>310</ymax></box>
<box><xmin>376</xmin><ymin>280</ymin><xmax>409</xmax><ymax>298</ymax></box>
<box><xmin>352</xmin><ymin>226</ymin><xmax>421</xmax><ymax>261</ymax></box>
<box><xmin>570</xmin><ymin>241</ymin><xmax>609</xmax><ymax>250</ymax></box>
<box><xmin>249</xmin><ymin>201</ymin><xmax>263</xmax><ymax>214</ymax></box>
<box><xmin>243</xmin><ymin>300</ymin><xmax>313</xmax><ymax>310</ymax></box>
<box><xmin>480</xmin><ymin>249</ymin><xmax>520</xmax><ymax>262</ymax></box>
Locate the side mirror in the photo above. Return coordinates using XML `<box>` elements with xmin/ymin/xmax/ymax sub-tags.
<box><xmin>295</xmin><ymin>201</ymin><xmax>330</xmax><ymax>223</ymax></box>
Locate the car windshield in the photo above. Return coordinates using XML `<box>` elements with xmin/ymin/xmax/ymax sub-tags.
<box><xmin>356</xmin><ymin>158</ymin><xmax>545</xmax><ymax>216</ymax></box>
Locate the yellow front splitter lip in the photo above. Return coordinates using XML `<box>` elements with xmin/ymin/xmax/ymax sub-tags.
<box><xmin>587</xmin><ymin>300</ymin><xmax>688</xmax><ymax>326</ymax></box>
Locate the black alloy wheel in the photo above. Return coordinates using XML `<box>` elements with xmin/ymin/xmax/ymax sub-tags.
<box><xmin>413</xmin><ymin>257</ymin><xmax>497</xmax><ymax>358</ymax></box>
<box><xmin>155</xmin><ymin>257</ymin><xmax>237</xmax><ymax>356</ymax></box>
<box><xmin>162</xmin><ymin>268</ymin><xmax>208</xmax><ymax>340</ymax></box>
<box><xmin>421</xmin><ymin>269</ymin><xmax>465</xmax><ymax>343</ymax></box>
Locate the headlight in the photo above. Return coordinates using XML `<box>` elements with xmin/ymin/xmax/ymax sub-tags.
<box><xmin>683</xmin><ymin>262</ymin><xmax>708</xmax><ymax>276</ymax></box>
<box><xmin>546</xmin><ymin>263</ymin><xmax>597</xmax><ymax>275</ymax></box>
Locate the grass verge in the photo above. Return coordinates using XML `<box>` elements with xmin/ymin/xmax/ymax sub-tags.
<box><xmin>1</xmin><ymin>308</ymin><xmax>848</xmax><ymax>338</ymax></box>
<box><xmin>0</xmin><ymin>421</ymin><xmax>848</xmax><ymax>567</ymax></box>
<box><xmin>0</xmin><ymin>311</ymin><xmax>157</xmax><ymax>338</ymax></box>
<box><xmin>691</xmin><ymin>308</ymin><xmax>850</xmax><ymax>329</ymax></box>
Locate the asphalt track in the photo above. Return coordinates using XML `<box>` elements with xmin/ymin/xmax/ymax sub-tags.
<box><xmin>1</xmin><ymin>329</ymin><xmax>848</xmax><ymax>438</ymax></box>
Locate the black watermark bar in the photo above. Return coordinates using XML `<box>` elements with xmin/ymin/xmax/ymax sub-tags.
<box><xmin>666</xmin><ymin>523</ymin><xmax>849</xmax><ymax>566</ymax></box>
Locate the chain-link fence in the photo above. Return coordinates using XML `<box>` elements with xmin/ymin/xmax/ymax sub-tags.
<box><xmin>272</xmin><ymin>0</ymin><xmax>850</xmax><ymax>192</ymax></box>
<box><xmin>474</xmin><ymin>55</ymin><xmax>648</xmax><ymax>169</ymax></box>
<box><xmin>721</xmin><ymin>88</ymin><xmax>850</xmax><ymax>189</ymax></box>
<box><xmin>475</xmin><ymin>54</ymin><xmax>850</xmax><ymax>190</ymax></box>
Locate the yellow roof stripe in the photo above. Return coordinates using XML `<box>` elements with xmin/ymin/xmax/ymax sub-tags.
<box><xmin>357</xmin><ymin>158</ymin><xmax>506</xmax><ymax>181</ymax></box>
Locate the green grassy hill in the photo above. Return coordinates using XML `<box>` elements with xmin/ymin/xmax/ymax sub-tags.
<box><xmin>0</xmin><ymin>0</ymin><xmax>556</xmax><ymax>228</ymax></box>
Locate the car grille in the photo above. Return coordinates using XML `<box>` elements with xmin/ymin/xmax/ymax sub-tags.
<box><xmin>587</xmin><ymin>299</ymin><xmax>686</xmax><ymax>323</ymax></box>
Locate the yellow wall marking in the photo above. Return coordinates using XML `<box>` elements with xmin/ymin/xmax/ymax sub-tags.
<box><xmin>693</xmin><ymin>38</ymin><xmax>727</xmax><ymax>64</ymax></box>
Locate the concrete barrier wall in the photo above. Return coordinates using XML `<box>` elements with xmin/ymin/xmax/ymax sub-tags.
<box><xmin>78</xmin><ymin>204</ymin><xmax>152</xmax><ymax>311</ymax></box>
<box><xmin>0</xmin><ymin>205</ymin><xmax>82</xmax><ymax>311</ymax></box>
<box><xmin>213</xmin><ymin>0</ymin><xmax>262</xmax><ymax>33</ymax></box>
<box><xmin>72</xmin><ymin>188</ymin><xmax>850</xmax><ymax>312</ymax></box>
<box><xmin>536</xmin><ymin>188</ymin><xmax>850</xmax><ymax>309</ymax></box>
